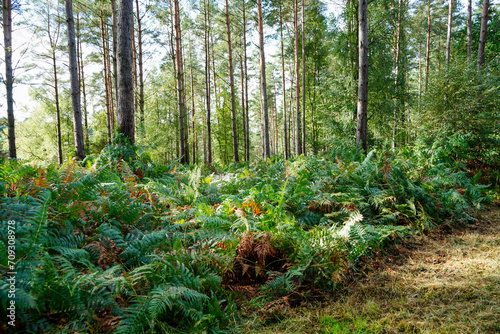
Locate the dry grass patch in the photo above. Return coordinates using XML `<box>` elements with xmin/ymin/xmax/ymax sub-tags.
<box><xmin>241</xmin><ymin>206</ymin><xmax>500</xmax><ymax>334</ymax></box>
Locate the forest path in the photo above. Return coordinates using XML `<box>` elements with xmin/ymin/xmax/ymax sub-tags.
<box><xmin>247</xmin><ymin>205</ymin><xmax>500</xmax><ymax>333</ymax></box>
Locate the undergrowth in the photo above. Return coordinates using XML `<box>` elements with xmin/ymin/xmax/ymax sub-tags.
<box><xmin>0</xmin><ymin>144</ymin><xmax>488</xmax><ymax>333</ymax></box>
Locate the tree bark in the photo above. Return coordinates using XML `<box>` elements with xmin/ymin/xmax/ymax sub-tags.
<box><xmin>294</xmin><ymin>0</ymin><xmax>302</xmax><ymax>156</ymax></box>
<box><xmin>467</xmin><ymin>0</ymin><xmax>472</xmax><ymax>59</ymax></box>
<box><xmin>301</xmin><ymin>0</ymin><xmax>306</xmax><ymax>156</ymax></box>
<box><xmin>111</xmin><ymin>0</ymin><xmax>118</xmax><ymax>95</ymax></box>
<box><xmin>174</xmin><ymin>0</ymin><xmax>187</xmax><ymax>163</ymax></box>
<box><xmin>280</xmin><ymin>5</ymin><xmax>288</xmax><ymax>160</ymax></box>
<box><xmin>242</xmin><ymin>0</ymin><xmax>250</xmax><ymax>161</ymax></box>
<box><xmin>190</xmin><ymin>54</ymin><xmax>196</xmax><ymax>164</ymax></box>
<box><xmin>225</xmin><ymin>0</ymin><xmax>239</xmax><ymax>162</ymax></box>
<box><xmin>204</xmin><ymin>0</ymin><xmax>212</xmax><ymax>164</ymax></box>
<box><xmin>135</xmin><ymin>0</ymin><xmax>145</xmax><ymax>135</ymax></box>
<box><xmin>52</xmin><ymin>51</ymin><xmax>63</xmax><ymax>165</ymax></box>
<box><xmin>392</xmin><ymin>0</ymin><xmax>402</xmax><ymax>149</ymax></box>
<box><xmin>100</xmin><ymin>12</ymin><xmax>112</xmax><ymax>143</ymax></box>
<box><xmin>418</xmin><ymin>42</ymin><xmax>422</xmax><ymax>103</ymax></box>
<box><xmin>240</xmin><ymin>55</ymin><xmax>246</xmax><ymax>160</ymax></box>
<box><xmin>446</xmin><ymin>0</ymin><xmax>453</xmax><ymax>64</ymax></box>
<box><xmin>3</xmin><ymin>0</ymin><xmax>16</xmax><ymax>158</ymax></box>
<box><xmin>116</xmin><ymin>0</ymin><xmax>135</xmax><ymax>145</ymax></box>
<box><xmin>425</xmin><ymin>1</ymin><xmax>431</xmax><ymax>91</ymax></box>
<box><xmin>105</xmin><ymin>24</ymin><xmax>115</xmax><ymax>132</ymax></box>
<box><xmin>47</xmin><ymin>4</ymin><xmax>63</xmax><ymax>164</ymax></box>
<box><xmin>76</xmin><ymin>13</ymin><xmax>89</xmax><ymax>152</ymax></box>
<box><xmin>478</xmin><ymin>0</ymin><xmax>489</xmax><ymax>68</ymax></box>
<box><xmin>65</xmin><ymin>0</ymin><xmax>85</xmax><ymax>160</ymax></box>
<box><xmin>257</xmin><ymin>0</ymin><xmax>270</xmax><ymax>159</ymax></box>
<box><xmin>356</xmin><ymin>0</ymin><xmax>368</xmax><ymax>152</ymax></box>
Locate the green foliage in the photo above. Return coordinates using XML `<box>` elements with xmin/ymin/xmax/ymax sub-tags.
<box><xmin>0</xmin><ymin>145</ymin><xmax>489</xmax><ymax>332</ymax></box>
<box><xmin>418</xmin><ymin>59</ymin><xmax>500</xmax><ymax>165</ymax></box>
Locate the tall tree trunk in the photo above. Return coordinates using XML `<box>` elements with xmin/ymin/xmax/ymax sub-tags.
<box><xmin>290</xmin><ymin>58</ymin><xmax>296</xmax><ymax>154</ymax></box>
<box><xmin>132</xmin><ymin>20</ymin><xmax>139</xmax><ymax>117</ymax></box>
<box><xmin>446</xmin><ymin>0</ymin><xmax>453</xmax><ymax>64</ymax></box>
<box><xmin>356</xmin><ymin>0</ymin><xmax>368</xmax><ymax>152</ymax></box>
<box><xmin>242</xmin><ymin>0</ymin><xmax>250</xmax><ymax>161</ymax></box>
<box><xmin>181</xmin><ymin>39</ymin><xmax>189</xmax><ymax>164</ymax></box>
<box><xmin>478</xmin><ymin>0</ymin><xmax>489</xmax><ymax>68</ymax></box>
<box><xmin>100</xmin><ymin>12</ymin><xmax>112</xmax><ymax>143</ymax></box>
<box><xmin>280</xmin><ymin>5</ymin><xmax>288</xmax><ymax>160</ymax></box>
<box><xmin>169</xmin><ymin>2</ymin><xmax>179</xmax><ymax>159</ymax></box>
<box><xmin>392</xmin><ymin>0</ymin><xmax>402</xmax><ymax>149</ymax></box>
<box><xmin>240</xmin><ymin>55</ymin><xmax>246</xmax><ymax>159</ymax></box>
<box><xmin>3</xmin><ymin>0</ymin><xmax>15</xmax><ymax>158</ymax></box>
<box><xmin>425</xmin><ymin>1</ymin><xmax>431</xmax><ymax>91</ymax></box>
<box><xmin>257</xmin><ymin>0</ymin><xmax>270</xmax><ymax>159</ymax></box>
<box><xmin>418</xmin><ymin>42</ymin><xmax>422</xmax><ymax>103</ymax></box>
<box><xmin>111</xmin><ymin>0</ymin><xmax>117</xmax><ymax>95</ymax></box>
<box><xmin>174</xmin><ymin>0</ymin><xmax>187</xmax><ymax>163</ymax></box>
<box><xmin>116</xmin><ymin>0</ymin><xmax>135</xmax><ymax>145</ymax></box>
<box><xmin>467</xmin><ymin>0</ymin><xmax>472</xmax><ymax>59</ymax></box>
<box><xmin>47</xmin><ymin>4</ymin><xmax>63</xmax><ymax>164</ymax></box>
<box><xmin>204</xmin><ymin>0</ymin><xmax>212</xmax><ymax>164</ymax></box>
<box><xmin>294</xmin><ymin>0</ymin><xmax>302</xmax><ymax>155</ymax></box>
<box><xmin>65</xmin><ymin>0</ymin><xmax>85</xmax><ymax>160</ymax></box>
<box><xmin>52</xmin><ymin>51</ymin><xmax>63</xmax><ymax>165</ymax></box>
<box><xmin>301</xmin><ymin>0</ymin><xmax>306</xmax><ymax>156</ymax></box>
<box><xmin>225</xmin><ymin>0</ymin><xmax>239</xmax><ymax>162</ymax></box>
<box><xmin>135</xmin><ymin>0</ymin><xmax>145</xmax><ymax>135</ymax></box>
<box><xmin>105</xmin><ymin>25</ymin><xmax>115</xmax><ymax>132</ymax></box>
<box><xmin>190</xmin><ymin>56</ymin><xmax>196</xmax><ymax>164</ymax></box>
<box><xmin>76</xmin><ymin>13</ymin><xmax>89</xmax><ymax>152</ymax></box>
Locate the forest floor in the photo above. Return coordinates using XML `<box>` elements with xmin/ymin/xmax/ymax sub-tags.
<box><xmin>241</xmin><ymin>204</ymin><xmax>500</xmax><ymax>333</ymax></box>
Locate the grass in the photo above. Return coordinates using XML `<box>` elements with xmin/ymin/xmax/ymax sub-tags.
<box><xmin>240</xmin><ymin>204</ymin><xmax>500</xmax><ymax>333</ymax></box>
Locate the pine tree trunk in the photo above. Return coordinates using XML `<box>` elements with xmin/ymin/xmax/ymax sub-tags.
<box><xmin>3</xmin><ymin>0</ymin><xmax>16</xmax><ymax>158</ymax></box>
<box><xmin>280</xmin><ymin>5</ymin><xmax>288</xmax><ymax>160</ymax></box>
<box><xmin>242</xmin><ymin>0</ymin><xmax>250</xmax><ymax>161</ymax></box>
<box><xmin>478</xmin><ymin>0</ymin><xmax>489</xmax><ymax>68</ymax></box>
<box><xmin>116</xmin><ymin>0</ymin><xmax>135</xmax><ymax>145</ymax></box>
<box><xmin>204</xmin><ymin>0</ymin><xmax>212</xmax><ymax>164</ymax></box>
<box><xmin>356</xmin><ymin>0</ymin><xmax>368</xmax><ymax>152</ymax></box>
<box><xmin>392</xmin><ymin>0</ymin><xmax>402</xmax><ymax>149</ymax></box>
<box><xmin>226</xmin><ymin>0</ymin><xmax>239</xmax><ymax>162</ymax></box>
<box><xmin>106</xmin><ymin>25</ymin><xmax>115</xmax><ymax>132</ymax></box>
<box><xmin>418</xmin><ymin>42</ymin><xmax>422</xmax><ymax>103</ymax></box>
<box><xmin>47</xmin><ymin>9</ymin><xmax>63</xmax><ymax>164</ymax></box>
<box><xmin>65</xmin><ymin>0</ymin><xmax>85</xmax><ymax>160</ymax></box>
<box><xmin>257</xmin><ymin>0</ymin><xmax>270</xmax><ymax>159</ymax></box>
<box><xmin>425</xmin><ymin>1</ymin><xmax>431</xmax><ymax>91</ymax></box>
<box><xmin>181</xmin><ymin>41</ymin><xmax>189</xmax><ymax>164</ymax></box>
<box><xmin>174</xmin><ymin>0</ymin><xmax>187</xmax><ymax>163</ymax></box>
<box><xmin>135</xmin><ymin>0</ymin><xmax>145</xmax><ymax>135</ymax></box>
<box><xmin>76</xmin><ymin>13</ymin><xmax>89</xmax><ymax>152</ymax></box>
<box><xmin>132</xmin><ymin>18</ymin><xmax>138</xmax><ymax>114</ymax></box>
<box><xmin>111</xmin><ymin>0</ymin><xmax>118</xmax><ymax>95</ymax></box>
<box><xmin>301</xmin><ymin>0</ymin><xmax>306</xmax><ymax>156</ymax></box>
<box><xmin>100</xmin><ymin>12</ymin><xmax>112</xmax><ymax>143</ymax></box>
<box><xmin>290</xmin><ymin>59</ymin><xmax>296</xmax><ymax>154</ymax></box>
<box><xmin>190</xmin><ymin>52</ymin><xmax>196</xmax><ymax>164</ymax></box>
<box><xmin>294</xmin><ymin>0</ymin><xmax>302</xmax><ymax>156</ymax></box>
<box><xmin>52</xmin><ymin>51</ymin><xmax>63</xmax><ymax>164</ymax></box>
<box><xmin>467</xmin><ymin>0</ymin><xmax>472</xmax><ymax>59</ymax></box>
<box><xmin>446</xmin><ymin>0</ymin><xmax>453</xmax><ymax>64</ymax></box>
<box><xmin>240</xmin><ymin>55</ymin><xmax>246</xmax><ymax>159</ymax></box>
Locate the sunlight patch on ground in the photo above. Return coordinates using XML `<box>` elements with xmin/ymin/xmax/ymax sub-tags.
<box><xmin>244</xmin><ymin>206</ymin><xmax>500</xmax><ymax>334</ymax></box>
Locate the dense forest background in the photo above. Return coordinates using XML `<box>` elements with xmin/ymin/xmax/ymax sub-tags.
<box><xmin>1</xmin><ymin>0</ymin><xmax>499</xmax><ymax>165</ymax></box>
